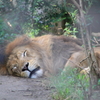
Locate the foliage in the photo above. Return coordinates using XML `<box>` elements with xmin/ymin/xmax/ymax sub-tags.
<box><xmin>0</xmin><ymin>0</ymin><xmax>75</xmax><ymax>37</ymax></box>
<box><xmin>0</xmin><ymin>0</ymin><xmax>96</xmax><ymax>38</ymax></box>
<box><xmin>33</xmin><ymin>1</ymin><xmax>71</xmax><ymax>25</ymax></box>
<box><xmin>63</xmin><ymin>10</ymin><xmax>78</xmax><ymax>37</ymax></box>
<box><xmin>0</xmin><ymin>16</ymin><xmax>17</xmax><ymax>44</ymax></box>
<box><xmin>63</xmin><ymin>0</ymin><xmax>95</xmax><ymax>37</ymax></box>
<box><xmin>50</xmin><ymin>67</ymin><xmax>89</xmax><ymax>100</ymax></box>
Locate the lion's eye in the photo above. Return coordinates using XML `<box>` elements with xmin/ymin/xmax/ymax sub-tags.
<box><xmin>22</xmin><ymin>50</ymin><xmax>27</xmax><ymax>57</ymax></box>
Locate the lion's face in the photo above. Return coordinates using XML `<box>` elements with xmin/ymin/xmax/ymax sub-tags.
<box><xmin>7</xmin><ymin>47</ymin><xmax>44</xmax><ymax>78</ymax></box>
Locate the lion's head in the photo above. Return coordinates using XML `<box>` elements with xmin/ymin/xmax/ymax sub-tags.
<box><xmin>6</xmin><ymin>35</ymin><xmax>52</xmax><ymax>78</ymax></box>
<box><xmin>7</xmin><ymin>46</ymin><xmax>46</xmax><ymax>78</ymax></box>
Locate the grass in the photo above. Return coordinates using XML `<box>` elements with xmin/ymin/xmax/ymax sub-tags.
<box><xmin>50</xmin><ymin>67</ymin><xmax>89</xmax><ymax>100</ymax></box>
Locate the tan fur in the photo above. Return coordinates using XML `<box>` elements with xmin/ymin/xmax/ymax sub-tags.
<box><xmin>0</xmin><ymin>35</ymin><xmax>82</xmax><ymax>78</ymax></box>
<box><xmin>0</xmin><ymin>64</ymin><xmax>8</xmax><ymax>75</ymax></box>
<box><xmin>64</xmin><ymin>47</ymin><xmax>100</xmax><ymax>74</ymax></box>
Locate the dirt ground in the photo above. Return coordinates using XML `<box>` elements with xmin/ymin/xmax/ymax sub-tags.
<box><xmin>0</xmin><ymin>75</ymin><xmax>54</xmax><ymax>100</ymax></box>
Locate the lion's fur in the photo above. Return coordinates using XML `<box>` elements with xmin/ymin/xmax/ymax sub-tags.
<box><xmin>64</xmin><ymin>47</ymin><xmax>100</xmax><ymax>74</ymax></box>
<box><xmin>0</xmin><ymin>47</ymin><xmax>8</xmax><ymax>75</ymax></box>
<box><xmin>0</xmin><ymin>35</ymin><xmax>82</xmax><ymax>78</ymax></box>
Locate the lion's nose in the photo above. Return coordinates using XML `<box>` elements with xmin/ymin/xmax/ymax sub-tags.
<box><xmin>22</xmin><ymin>63</ymin><xmax>29</xmax><ymax>71</ymax></box>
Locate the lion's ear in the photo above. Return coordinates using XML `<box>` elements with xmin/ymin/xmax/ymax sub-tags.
<box><xmin>22</xmin><ymin>50</ymin><xmax>27</xmax><ymax>57</ymax></box>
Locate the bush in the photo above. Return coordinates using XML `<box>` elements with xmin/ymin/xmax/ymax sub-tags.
<box><xmin>50</xmin><ymin>67</ymin><xmax>89</xmax><ymax>100</ymax></box>
<box><xmin>0</xmin><ymin>17</ymin><xmax>17</xmax><ymax>45</ymax></box>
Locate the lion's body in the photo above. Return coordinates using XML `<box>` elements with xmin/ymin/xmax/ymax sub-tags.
<box><xmin>64</xmin><ymin>47</ymin><xmax>100</xmax><ymax>74</ymax></box>
<box><xmin>0</xmin><ymin>35</ymin><xmax>82</xmax><ymax>78</ymax></box>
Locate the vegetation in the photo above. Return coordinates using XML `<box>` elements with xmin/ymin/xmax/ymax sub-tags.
<box><xmin>0</xmin><ymin>16</ymin><xmax>17</xmax><ymax>44</ymax></box>
<box><xmin>51</xmin><ymin>67</ymin><xmax>89</xmax><ymax>100</ymax></box>
<box><xmin>0</xmin><ymin>0</ymin><xmax>95</xmax><ymax>39</ymax></box>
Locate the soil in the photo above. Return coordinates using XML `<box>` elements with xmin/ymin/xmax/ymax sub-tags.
<box><xmin>0</xmin><ymin>75</ymin><xmax>54</xmax><ymax>100</ymax></box>
<box><xmin>1</xmin><ymin>75</ymin><xmax>100</xmax><ymax>100</ymax></box>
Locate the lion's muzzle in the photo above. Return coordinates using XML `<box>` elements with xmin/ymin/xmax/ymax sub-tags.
<box><xmin>21</xmin><ymin>62</ymin><xmax>43</xmax><ymax>78</ymax></box>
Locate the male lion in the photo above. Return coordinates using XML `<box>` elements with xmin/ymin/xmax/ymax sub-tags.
<box><xmin>0</xmin><ymin>35</ymin><xmax>82</xmax><ymax>78</ymax></box>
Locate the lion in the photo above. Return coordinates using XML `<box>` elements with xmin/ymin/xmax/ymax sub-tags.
<box><xmin>63</xmin><ymin>47</ymin><xmax>100</xmax><ymax>75</ymax></box>
<box><xmin>0</xmin><ymin>35</ymin><xmax>82</xmax><ymax>78</ymax></box>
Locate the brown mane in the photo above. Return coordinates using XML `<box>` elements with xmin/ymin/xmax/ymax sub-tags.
<box><xmin>5</xmin><ymin>35</ymin><xmax>31</xmax><ymax>56</ymax></box>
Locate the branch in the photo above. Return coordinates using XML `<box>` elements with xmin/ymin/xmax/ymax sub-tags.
<box><xmin>79</xmin><ymin>56</ymin><xmax>89</xmax><ymax>66</ymax></box>
<box><xmin>71</xmin><ymin>0</ymin><xmax>81</xmax><ymax>10</ymax></box>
